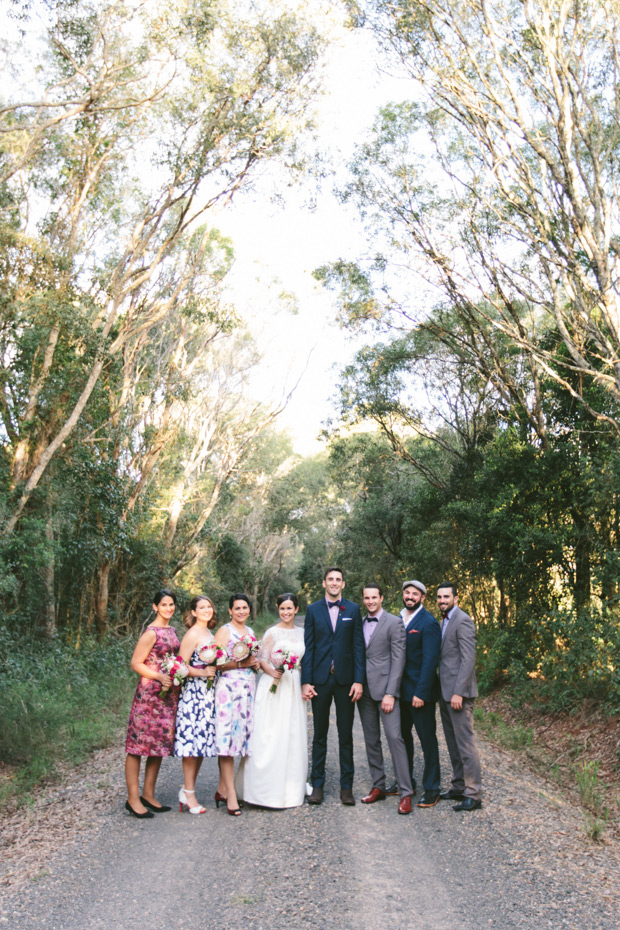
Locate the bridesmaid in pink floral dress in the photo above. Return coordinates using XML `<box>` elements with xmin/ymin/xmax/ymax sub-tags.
<box><xmin>125</xmin><ymin>590</ymin><xmax>180</xmax><ymax>819</ymax></box>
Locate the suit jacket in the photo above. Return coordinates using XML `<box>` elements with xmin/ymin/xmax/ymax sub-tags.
<box><xmin>301</xmin><ymin>596</ymin><xmax>365</xmax><ymax>687</ymax></box>
<box><xmin>399</xmin><ymin>606</ymin><xmax>441</xmax><ymax>703</ymax></box>
<box><xmin>438</xmin><ymin>606</ymin><xmax>478</xmax><ymax>701</ymax></box>
<box><xmin>363</xmin><ymin>609</ymin><xmax>406</xmax><ymax>703</ymax></box>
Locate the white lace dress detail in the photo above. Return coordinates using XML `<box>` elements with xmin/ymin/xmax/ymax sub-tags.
<box><xmin>235</xmin><ymin>624</ymin><xmax>307</xmax><ymax>808</ymax></box>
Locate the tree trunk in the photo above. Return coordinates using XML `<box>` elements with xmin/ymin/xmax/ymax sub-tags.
<box><xmin>95</xmin><ymin>561</ymin><xmax>111</xmax><ymax>639</ymax></box>
<box><xmin>43</xmin><ymin>513</ymin><xmax>56</xmax><ymax>638</ymax></box>
<box><xmin>573</xmin><ymin>514</ymin><xmax>591</xmax><ymax>612</ymax></box>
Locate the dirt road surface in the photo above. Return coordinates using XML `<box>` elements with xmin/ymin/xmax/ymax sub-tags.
<box><xmin>1</xmin><ymin>706</ymin><xmax>619</xmax><ymax>930</ymax></box>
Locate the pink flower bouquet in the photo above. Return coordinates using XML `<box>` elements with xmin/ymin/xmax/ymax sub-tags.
<box><xmin>159</xmin><ymin>653</ymin><xmax>189</xmax><ymax>698</ymax></box>
<box><xmin>269</xmin><ymin>648</ymin><xmax>300</xmax><ymax>693</ymax></box>
<box><xmin>197</xmin><ymin>642</ymin><xmax>226</xmax><ymax>689</ymax></box>
<box><xmin>229</xmin><ymin>633</ymin><xmax>260</xmax><ymax>665</ymax></box>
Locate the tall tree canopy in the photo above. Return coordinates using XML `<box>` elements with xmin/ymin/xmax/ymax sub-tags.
<box><xmin>0</xmin><ymin>0</ymin><xmax>325</xmax><ymax>635</ymax></box>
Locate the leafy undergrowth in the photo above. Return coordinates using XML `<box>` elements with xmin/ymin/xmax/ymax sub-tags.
<box><xmin>477</xmin><ymin>688</ymin><xmax>620</xmax><ymax>842</ymax></box>
<box><xmin>0</xmin><ymin>633</ymin><xmax>135</xmax><ymax>808</ymax></box>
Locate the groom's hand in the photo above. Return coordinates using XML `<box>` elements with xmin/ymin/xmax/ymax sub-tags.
<box><xmin>349</xmin><ymin>682</ymin><xmax>363</xmax><ymax>702</ymax></box>
<box><xmin>302</xmin><ymin>684</ymin><xmax>317</xmax><ymax>700</ymax></box>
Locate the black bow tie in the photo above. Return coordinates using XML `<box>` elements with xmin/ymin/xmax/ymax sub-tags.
<box><xmin>327</xmin><ymin>601</ymin><xmax>341</xmax><ymax>609</ymax></box>
<box><xmin>366</xmin><ymin>617</ymin><xmax>378</xmax><ymax>623</ymax></box>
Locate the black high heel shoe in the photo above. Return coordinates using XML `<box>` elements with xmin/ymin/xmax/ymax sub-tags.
<box><xmin>140</xmin><ymin>796</ymin><xmax>171</xmax><ymax>813</ymax></box>
<box><xmin>125</xmin><ymin>800</ymin><xmax>154</xmax><ymax>819</ymax></box>
<box><xmin>215</xmin><ymin>790</ymin><xmax>244</xmax><ymax>809</ymax></box>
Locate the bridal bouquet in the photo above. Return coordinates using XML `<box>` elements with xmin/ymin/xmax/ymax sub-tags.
<box><xmin>229</xmin><ymin>633</ymin><xmax>260</xmax><ymax>665</ymax></box>
<box><xmin>197</xmin><ymin>642</ymin><xmax>227</xmax><ymax>689</ymax></box>
<box><xmin>159</xmin><ymin>653</ymin><xmax>189</xmax><ymax>698</ymax></box>
<box><xmin>269</xmin><ymin>648</ymin><xmax>300</xmax><ymax>693</ymax></box>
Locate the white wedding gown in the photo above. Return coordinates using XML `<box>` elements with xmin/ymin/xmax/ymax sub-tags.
<box><xmin>235</xmin><ymin>625</ymin><xmax>307</xmax><ymax>808</ymax></box>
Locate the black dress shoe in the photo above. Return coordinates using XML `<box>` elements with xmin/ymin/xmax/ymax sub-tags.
<box><xmin>125</xmin><ymin>801</ymin><xmax>154</xmax><ymax>819</ymax></box>
<box><xmin>417</xmin><ymin>790</ymin><xmax>440</xmax><ymax>808</ymax></box>
<box><xmin>453</xmin><ymin>798</ymin><xmax>482</xmax><ymax>812</ymax></box>
<box><xmin>308</xmin><ymin>786</ymin><xmax>324</xmax><ymax>804</ymax></box>
<box><xmin>440</xmin><ymin>789</ymin><xmax>465</xmax><ymax>801</ymax></box>
<box><xmin>340</xmin><ymin>788</ymin><xmax>355</xmax><ymax>806</ymax></box>
<box><xmin>385</xmin><ymin>781</ymin><xmax>399</xmax><ymax>796</ymax></box>
<box><xmin>140</xmin><ymin>797</ymin><xmax>171</xmax><ymax>813</ymax></box>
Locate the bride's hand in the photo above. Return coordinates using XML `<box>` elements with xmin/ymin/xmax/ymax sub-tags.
<box><xmin>271</xmin><ymin>668</ymin><xmax>283</xmax><ymax>680</ymax></box>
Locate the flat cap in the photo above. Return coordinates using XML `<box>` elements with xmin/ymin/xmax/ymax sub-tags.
<box><xmin>402</xmin><ymin>579</ymin><xmax>426</xmax><ymax>595</ymax></box>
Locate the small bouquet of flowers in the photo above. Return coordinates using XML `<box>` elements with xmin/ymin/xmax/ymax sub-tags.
<box><xmin>269</xmin><ymin>648</ymin><xmax>300</xmax><ymax>694</ymax></box>
<box><xmin>197</xmin><ymin>642</ymin><xmax>227</xmax><ymax>689</ymax></box>
<box><xmin>228</xmin><ymin>633</ymin><xmax>260</xmax><ymax>666</ymax></box>
<box><xmin>159</xmin><ymin>653</ymin><xmax>189</xmax><ymax>698</ymax></box>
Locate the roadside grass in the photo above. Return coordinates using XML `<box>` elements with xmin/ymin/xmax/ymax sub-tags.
<box><xmin>474</xmin><ymin>708</ymin><xmax>533</xmax><ymax>750</ymax></box>
<box><xmin>0</xmin><ymin>615</ymin><xmax>282</xmax><ymax>807</ymax></box>
<box><xmin>0</xmin><ymin>633</ymin><xmax>135</xmax><ymax>807</ymax></box>
<box><xmin>477</xmin><ymin>690</ymin><xmax>619</xmax><ymax>843</ymax></box>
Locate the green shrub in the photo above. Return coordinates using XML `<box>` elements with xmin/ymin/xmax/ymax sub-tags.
<box><xmin>0</xmin><ymin>631</ymin><xmax>135</xmax><ymax>803</ymax></box>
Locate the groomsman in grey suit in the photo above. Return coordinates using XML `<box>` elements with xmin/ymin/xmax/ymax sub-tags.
<box><xmin>437</xmin><ymin>582</ymin><xmax>483</xmax><ymax>811</ymax></box>
<box><xmin>357</xmin><ymin>584</ymin><xmax>415</xmax><ymax>814</ymax></box>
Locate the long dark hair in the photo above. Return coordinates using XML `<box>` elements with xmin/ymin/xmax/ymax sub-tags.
<box><xmin>184</xmin><ymin>595</ymin><xmax>217</xmax><ymax>630</ymax></box>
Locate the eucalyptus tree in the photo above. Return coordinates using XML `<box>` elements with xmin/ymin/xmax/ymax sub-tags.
<box><xmin>341</xmin><ymin>0</ymin><xmax>620</xmax><ymax>431</ymax></box>
<box><xmin>0</xmin><ymin>0</ymin><xmax>327</xmax><ymax>635</ymax></box>
<box><xmin>0</xmin><ymin>0</ymin><xmax>325</xmax><ymax>535</ymax></box>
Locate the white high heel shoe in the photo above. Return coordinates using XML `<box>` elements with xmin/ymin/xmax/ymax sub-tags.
<box><xmin>178</xmin><ymin>786</ymin><xmax>206</xmax><ymax>814</ymax></box>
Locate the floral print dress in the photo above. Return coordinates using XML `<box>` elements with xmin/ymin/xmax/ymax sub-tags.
<box><xmin>125</xmin><ymin>624</ymin><xmax>180</xmax><ymax>757</ymax></box>
<box><xmin>214</xmin><ymin>624</ymin><xmax>256</xmax><ymax>757</ymax></box>
<box><xmin>174</xmin><ymin>640</ymin><xmax>217</xmax><ymax>758</ymax></box>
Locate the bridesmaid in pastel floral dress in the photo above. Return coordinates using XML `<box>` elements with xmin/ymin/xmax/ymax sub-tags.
<box><xmin>125</xmin><ymin>590</ymin><xmax>180</xmax><ymax>819</ymax></box>
<box><xmin>214</xmin><ymin>593</ymin><xmax>260</xmax><ymax>816</ymax></box>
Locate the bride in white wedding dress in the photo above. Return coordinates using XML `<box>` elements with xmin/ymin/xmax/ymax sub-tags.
<box><xmin>235</xmin><ymin>593</ymin><xmax>308</xmax><ymax>808</ymax></box>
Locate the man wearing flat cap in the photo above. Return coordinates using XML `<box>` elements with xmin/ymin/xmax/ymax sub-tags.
<box><xmin>399</xmin><ymin>580</ymin><xmax>442</xmax><ymax>808</ymax></box>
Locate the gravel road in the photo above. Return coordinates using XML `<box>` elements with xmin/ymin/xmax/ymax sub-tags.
<box><xmin>1</xmin><ymin>705</ymin><xmax>619</xmax><ymax>930</ymax></box>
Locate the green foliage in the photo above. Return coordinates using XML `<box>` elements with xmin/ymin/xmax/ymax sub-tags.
<box><xmin>473</xmin><ymin>708</ymin><xmax>533</xmax><ymax>751</ymax></box>
<box><xmin>0</xmin><ymin>631</ymin><xmax>135</xmax><ymax>803</ymax></box>
<box><xmin>575</xmin><ymin>760</ymin><xmax>609</xmax><ymax>842</ymax></box>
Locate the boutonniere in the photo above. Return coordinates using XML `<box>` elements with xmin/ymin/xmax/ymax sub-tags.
<box><xmin>339</xmin><ymin>604</ymin><xmax>345</xmax><ymax>612</ymax></box>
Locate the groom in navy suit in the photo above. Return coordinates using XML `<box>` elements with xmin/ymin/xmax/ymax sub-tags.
<box><xmin>399</xmin><ymin>579</ymin><xmax>442</xmax><ymax>808</ymax></box>
<box><xmin>301</xmin><ymin>567</ymin><xmax>365</xmax><ymax>806</ymax></box>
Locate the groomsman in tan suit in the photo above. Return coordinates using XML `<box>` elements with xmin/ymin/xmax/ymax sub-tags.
<box><xmin>437</xmin><ymin>582</ymin><xmax>483</xmax><ymax>811</ymax></box>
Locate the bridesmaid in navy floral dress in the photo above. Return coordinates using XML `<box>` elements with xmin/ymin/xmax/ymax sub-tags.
<box><xmin>174</xmin><ymin>595</ymin><xmax>218</xmax><ymax>814</ymax></box>
<box><xmin>125</xmin><ymin>590</ymin><xmax>180</xmax><ymax>818</ymax></box>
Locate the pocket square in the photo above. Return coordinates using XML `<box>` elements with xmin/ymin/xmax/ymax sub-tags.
<box><xmin>408</xmin><ymin>629</ymin><xmax>419</xmax><ymax>634</ymax></box>
<box><xmin>341</xmin><ymin>617</ymin><xmax>352</xmax><ymax>622</ymax></box>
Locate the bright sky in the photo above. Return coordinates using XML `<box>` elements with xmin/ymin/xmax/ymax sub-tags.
<box><xmin>215</xmin><ymin>25</ymin><xmax>414</xmax><ymax>456</ymax></box>
<box><xmin>1</xmin><ymin>2</ymin><xmax>414</xmax><ymax>457</ymax></box>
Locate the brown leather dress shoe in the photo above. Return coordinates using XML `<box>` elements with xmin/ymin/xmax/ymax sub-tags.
<box><xmin>398</xmin><ymin>795</ymin><xmax>413</xmax><ymax>814</ymax></box>
<box><xmin>361</xmin><ymin>787</ymin><xmax>387</xmax><ymax>804</ymax></box>
<box><xmin>307</xmin><ymin>786</ymin><xmax>324</xmax><ymax>805</ymax></box>
<box><xmin>340</xmin><ymin>788</ymin><xmax>355</xmax><ymax>806</ymax></box>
